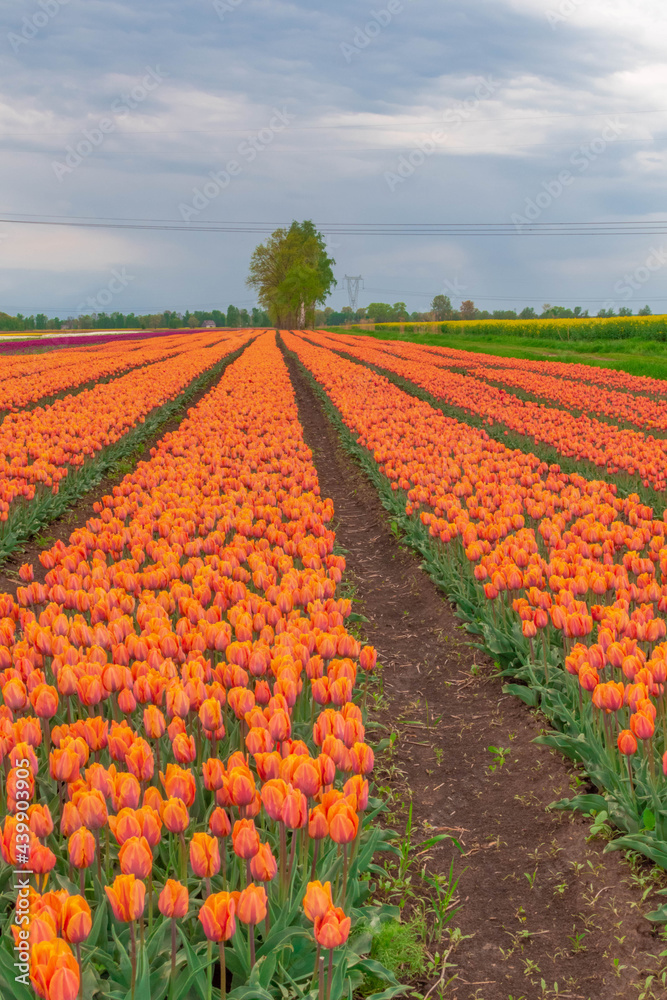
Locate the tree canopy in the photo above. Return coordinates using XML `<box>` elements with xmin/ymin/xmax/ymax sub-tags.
<box><xmin>246</xmin><ymin>220</ymin><xmax>336</xmax><ymax>328</ymax></box>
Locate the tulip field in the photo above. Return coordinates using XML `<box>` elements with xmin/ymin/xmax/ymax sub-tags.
<box><xmin>4</xmin><ymin>326</ymin><xmax>667</xmax><ymax>999</ymax></box>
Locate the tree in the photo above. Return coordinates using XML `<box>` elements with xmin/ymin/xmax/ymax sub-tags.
<box><xmin>638</xmin><ymin>305</ymin><xmax>652</xmax><ymax>315</ymax></box>
<box><xmin>227</xmin><ymin>305</ymin><xmax>240</xmax><ymax>326</ymax></box>
<box><xmin>246</xmin><ymin>220</ymin><xmax>336</xmax><ymax>327</ymax></box>
<box><xmin>431</xmin><ymin>294</ymin><xmax>453</xmax><ymax>320</ymax></box>
<box><xmin>618</xmin><ymin>306</ymin><xmax>633</xmax><ymax>317</ymax></box>
<box><xmin>365</xmin><ymin>302</ymin><xmax>394</xmax><ymax>323</ymax></box>
<box><xmin>251</xmin><ymin>306</ymin><xmax>270</xmax><ymax>326</ymax></box>
<box><xmin>460</xmin><ymin>300</ymin><xmax>476</xmax><ymax>320</ymax></box>
<box><xmin>519</xmin><ymin>307</ymin><xmax>537</xmax><ymax>319</ymax></box>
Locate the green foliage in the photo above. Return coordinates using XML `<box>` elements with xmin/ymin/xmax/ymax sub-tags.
<box><xmin>247</xmin><ymin>220</ymin><xmax>336</xmax><ymax>328</ymax></box>
<box><xmin>363</xmin><ymin>917</ymin><xmax>427</xmax><ymax>992</ymax></box>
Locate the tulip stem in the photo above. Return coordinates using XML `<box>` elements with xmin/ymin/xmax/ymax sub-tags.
<box><xmin>206</xmin><ymin>939</ymin><xmax>213</xmax><ymax>1000</ymax></box>
<box><xmin>76</xmin><ymin>942</ymin><xmax>83</xmax><ymax>1000</ymax></box>
<box><xmin>179</xmin><ymin>832</ymin><xmax>187</xmax><ymax>882</ymax></box>
<box><xmin>129</xmin><ymin>920</ymin><xmax>137</xmax><ymax>1000</ymax></box>
<box><xmin>310</xmin><ymin>840</ymin><xmax>319</xmax><ymax>882</ymax></box>
<box><xmin>326</xmin><ymin>949</ymin><xmax>334</xmax><ymax>1000</ymax></box>
<box><xmin>148</xmin><ymin>871</ymin><xmax>153</xmax><ymax>932</ymax></box>
<box><xmin>279</xmin><ymin>822</ymin><xmax>287</xmax><ymax>900</ymax></box>
<box><xmin>627</xmin><ymin>755</ymin><xmax>635</xmax><ymax>801</ymax></box>
<box><xmin>287</xmin><ymin>829</ymin><xmax>298</xmax><ymax>891</ymax></box>
<box><xmin>248</xmin><ymin>922</ymin><xmax>256</xmax><ymax>970</ymax></box>
<box><xmin>318</xmin><ymin>953</ymin><xmax>325</xmax><ymax>1000</ymax></box>
<box><xmin>311</xmin><ymin>943</ymin><xmax>321</xmax><ymax>993</ymax></box>
<box><xmin>94</xmin><ymin>828</ymin><xmax>102</xmax><ymax>882</ymax></box>
<box><xmin>219</xmin><ymin>942</ymin><xmax>226</xmax><ymax>1000</ymax></box>
<box><xmin>170</xmin><ymin>919</ymin><xmax>177</xmax><ymax>998</ymax></box>
<box><xmin>340</xmin><ymin>845</ymin><xmax>348</xmax><ymax>908</ymax></box>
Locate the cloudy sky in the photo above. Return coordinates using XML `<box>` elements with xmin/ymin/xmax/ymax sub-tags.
<box><xmin>1</xmin><ymin>0</ymin><xmax>666</xmax><ymax>317</ymax></box>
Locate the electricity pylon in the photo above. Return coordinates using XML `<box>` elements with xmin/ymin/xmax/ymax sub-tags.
<box><xmin>343</xmin><ymin>275</ymin><xmax>363</xmax><ymax>312</ymax></box>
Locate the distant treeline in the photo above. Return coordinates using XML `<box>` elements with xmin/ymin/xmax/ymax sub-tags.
<box><xmin>0</xmin><ymin>306</ymin><xmax>271</xmax><ymax>331</ymax></box>
<box><xmin>323</xmin><ymin>297</ymin><xmax>655</xmax><ymax>325</ymax></box>
<box><xmin>1</xmin><ymin>296</ymin><xmax>657</xmax><ymax>332</ymax></box>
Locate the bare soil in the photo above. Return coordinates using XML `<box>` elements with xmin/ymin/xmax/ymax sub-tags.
<box><xmin>282</xmin><ymin>345</ymin><xmax>666</xmax><ymax>1000</ymax></box>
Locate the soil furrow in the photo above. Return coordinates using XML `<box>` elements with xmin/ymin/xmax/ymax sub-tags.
<box><xmin>281</xmin><ymin>341</ymin><xmax>664</xmax><ymax>1000</ymax></box>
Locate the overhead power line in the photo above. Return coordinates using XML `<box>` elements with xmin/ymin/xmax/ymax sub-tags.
<box><xmin>3</xmin><ymin>215</ymin><xmax>667</xmax><ymax>236</ymax></box>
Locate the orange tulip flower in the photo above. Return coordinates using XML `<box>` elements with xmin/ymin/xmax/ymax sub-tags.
<box><xmin>314</xmin><ymin>906</ymin><xmax>351</xmax><ymax>949</ymax></box>
<box><xmin>198</xmin><ymin>891</ymin><xmax>236</xmax><ymax>941</ymax></box>
<box><xmin>119</xmin><ymin>836</ymin><xmax>153</xmax><ymax>879</ymax></box>
<box><xmin>158</xmin><ymin>879</ymin><xmax>189</xmax><ymax>919</ymax></box>
<box><xmin>60</xmin><ymin>895</ymin><xmax>92</xmax><ymax>944</ymax></box>
<box><xmin>105</xmin><ymin>874</ymin><xmax>146</xmax><ymax>922</ymax></box>
<box><xmin>189</xmin><ymin>832</ymin><xmax>221</xmax><ymax>878</ymax></box>
<box><xmin>237</xmin><ymin>883</ymin><xmax>267</xmax><ymax>925</ymax></box>
<box><xmin>162</xmin><ymin>797</ymin><xmax>190</xmax><ymax>834</ymax></box>
<box><xmin>303</xmin><ymin>880</ymin><xmax>333</xmax><ymax>921</ymax></box>
<box><xmin>68</xmin><ymin>828</ymin><xmax>96</xmax><ymax>870</ymax></box>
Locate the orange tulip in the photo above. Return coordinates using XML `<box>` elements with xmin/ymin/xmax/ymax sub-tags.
<box><xmin>303</xmin><ymin>880</ymin><xmax>333</xmax><ymax>921</ymax></box>
<box><xmin>189</xmin><ymin>832</ymin><xmax>221</xmax><ymax>878</ymax></box>
<box><xmin>158</xmin><ymin>879</ymin><xmax>189</xmax><ymax>918</ymax></box>
<box><xmin>630</xmin><ymin>712</ymin><xmax>654</xmax><ymax>741</ymax></box>
<box><xmin>108</xmin><ymin>808</ymin><xmax>141</xmax><ymax>845</ymax></box>
<box><xmin>162</xmin><ymin>797</ymin><xmax>190</xmax><ymax>834</ymax></box>
<box><xmin>125</xmin><ymin>739</ymin><xmax>155</xmax><ymax>782</ymax></box>
<box><xmin>68</xmin><ymin>828</ymin><xmax>96</xmax><ymax>870</ymax></box>
<box><xmin>232</xmin><ymin>818</ymin><xmax>260</xmax><ymax>859</ymax></box>
<box><xmin>74</xmin><ymin>788</ymin><xmax>108</xmax><ymax>830</ymax></box>
<box><xmin>314</xmin><ymin>906</ymin><xmax>351</xmax><ymax>949</ymax></box>
<box><xmin>60</xmin><ymin>895</ymin><xmax>92</xmax><ymax>944</ymax></box>
<box><xmin>327</xmin><ymin>801</ymin><xmax>358</xmax><ymax>844</ymax></box>
<box><xmin>617</xmin><ymin>730</ymin><xmax>638</xmax><ymax>756</ymax></box>
<box><xmin>209</xmin><ymin>807</ymin><xmax>231</xmax><ymax>839</ymax></box>
<box><xmin>143</xmin><ymin>705</ymin><xmax>166</xmax><ymax>739</ymax></box>
<box><xmin>249</xmin><ymin>842</ymin><xmax>277</xmax><ymax>883</ymax></box>
<box><xmin>237</xmin><ymin>883</ymin><xmax>267</xmax><ymax>925</ymax></box>
<box><xmin>199</xmin><ymin>697</ymin><xmax>223</xmax><ymax>733</ymax></box>
<box><xmin>29</xmin><ymin>683</ymin><xmax>59</xmax><ymax>720</ymax></box>
<box><xmin>30</xmin><ymin>939</ymin><xmax>80</xmax><ymax>1000</ymax></box>
<box><xmin>105</xmin><ymin>874</ymin><xmax>146</xmax><ymax>922</ymax></box>
<box><xmin>29</xmin><ymin>804</ymin><xmax>54</xmax><ymax>839</ymax></box>
<box><xmin>160</xmin><ymin>764</ymin><xmax>196</xmax><ymax>807</ymax></box>
<box><xmin>119</xmin><ymin>836</ymin><xmax>153</xmax><ymax>879</ymax></box>
<box><xmin>198</xmin><ymin>891</ymin><xmax>236</xmax><ymax>941</ymax></box>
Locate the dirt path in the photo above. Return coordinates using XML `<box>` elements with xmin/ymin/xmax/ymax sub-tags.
<box><xmin>282</xmin><ymin>345</ymin><xmax>665</xmax><ymax>1000</ymax></box>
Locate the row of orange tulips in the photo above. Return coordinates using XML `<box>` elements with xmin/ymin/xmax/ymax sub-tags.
<box><xmin>0</xmin><ymin>332</ymin><xmax>223</xmax><ymax>413</ymax></box>
<box><xmin>311</xmin><ymin>330</ymin><xmax>667</xmax><ymax>492</ymax></box>
<box><xmin>0</xmin><ymin>331</ymin><xmax>248</xmax><ymax>514</ymax></box>
<box><xmin>284</xmin><ymin>331</ymin><xmax>667</xmax><ymax>849</ymax></box>
<box><xmin>416</xmin><ymin>337</ymin><xmax>667</xmax><ymax>397</ymax></box>
<box><xmin>341</xmin><ymin>334</ymin><xmax>667</xmax><ymax>433</ymax></box>
<box><xmin>0</xmin><ymin>332</ymin><xmax>397</xmax><ymax>1000</ymax></box>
